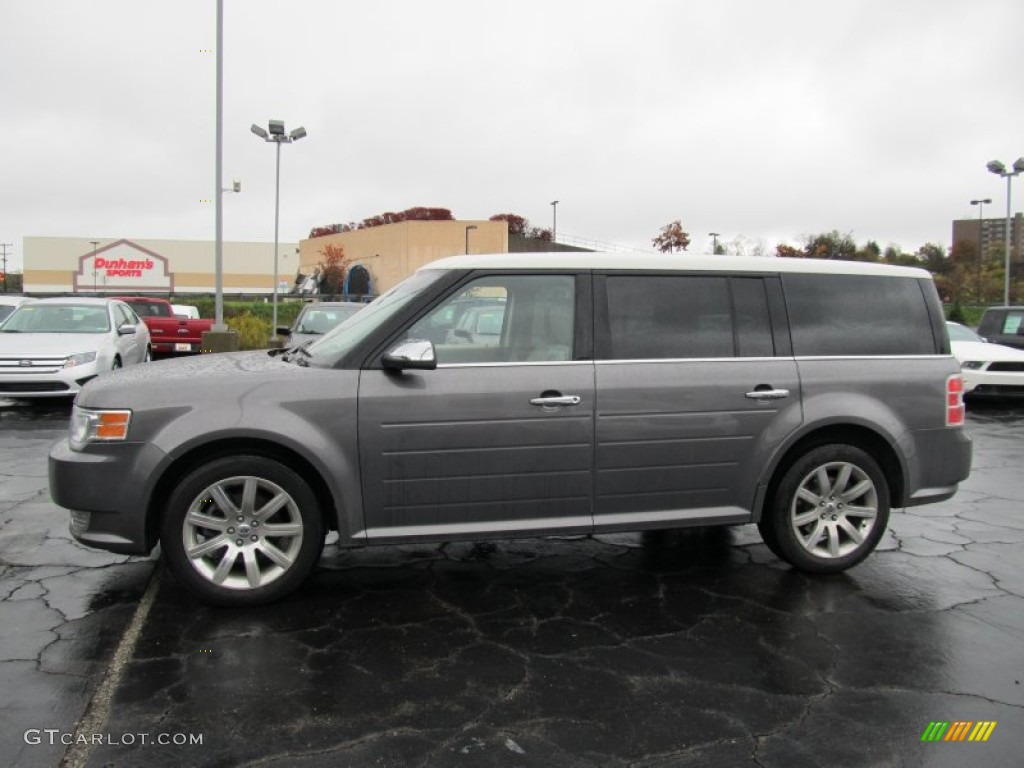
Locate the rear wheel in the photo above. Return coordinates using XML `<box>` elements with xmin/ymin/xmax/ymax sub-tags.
<box><xmin>766</xmin><ymin>444</ymin><xmax>889</xmax><ymax>573</ymax></box>
<box><xmin>112</xmin><ymin>356</ymin><xmax>122</xmax><ymax>370</ymax></box>
<box><xmin>161</xmin><ymin>455</ymin><xmax>324</xmax><ymax>606</ymax></box>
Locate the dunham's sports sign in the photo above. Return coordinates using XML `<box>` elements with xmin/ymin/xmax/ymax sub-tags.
<box><xmin>74</xmin><ymin>240</ymin><xmax>173</xmax><ymax>291</ymax></box>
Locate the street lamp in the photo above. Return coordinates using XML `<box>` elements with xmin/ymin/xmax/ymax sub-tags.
<box><xmin>709</xmin><ymin>232</ymin><xmax>721</xmax><ymax>254</ymax></box>
<box><xmin>90</xmin><ymin>240</ymin><xmax>100</xmax><ymax>293</ymax></box>
<box><xmin>252</xmin><ymin>119</ymin><xmax>307</xmax><ymax>339</ymax></box>
<box><xmin>987</xmin><ymin>157</ymin><xmax>1024</xmax><ymax>306</ymax></box>
<box><xmin>464</xmin><ymin>224</ymin><xmax>477</xmax><ymax>255</ymax></box>
<box><xmin>970</xmin><ymin>198</ymin><xmax>991</xmax><ymax>302</ymax></box>
<box><xmin>550</xmin><ymin>200</ymin><xmax>559</xmax><ymax>248</ymax></box>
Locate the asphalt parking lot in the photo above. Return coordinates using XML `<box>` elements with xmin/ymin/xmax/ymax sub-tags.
<box><xmin>1</xmin><ymin>398</ymin><xmax>1022</xmax><ymax>767</ymax></box>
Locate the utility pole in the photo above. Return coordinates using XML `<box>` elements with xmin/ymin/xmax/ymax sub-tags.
<box><xmin>0</xmin><ymin>243</ymin><xmax>12</xmax><ymax>293</ymax></box>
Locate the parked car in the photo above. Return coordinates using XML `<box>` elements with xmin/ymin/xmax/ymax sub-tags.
<box><xmin>0</xmin><ymin>298</ymin><xmax>150</xmax><ymax>398</ymax></box>
<box><xmin>113</xmin><ymin>296</ymin><xmax>212</xmax><ymax>354</ymax></box>
<box><xmin>947</xmin><ymin>321</ymin><xmax>1024</xmax><ymax>396</ymax></box>
<box><xmin>0</xmin><ymin>295</ymin><xmax>35</xmax><ymax>323</ymax></box>
<box><xmin>50</xmin><ymin>253</ymin><xmax>971</xmax><ymax>605</ymax></box>
<box><xmin>976</xmin><ymin>306</ymin><xmax>1024</xmax><ymax>351</ymax></box>
<box><xmin>171</xmin><ymin>304</ymin><xmax>201</xmax><ymax>320</ymax></box>
<box><xmin>277</xmin><ymin>301</ymin><xmax>365</xmax><ymax>348</ymax></box>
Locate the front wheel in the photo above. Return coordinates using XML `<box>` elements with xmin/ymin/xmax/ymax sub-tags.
<box><xmin>765</xmin><ymin>444</ymin><xmax>890</xmax><ymax>574</ymax></box>
<box><xmin>161</xmin><ymin>456</ymin><xmax>324</xmax><ymax>605</ymax></box>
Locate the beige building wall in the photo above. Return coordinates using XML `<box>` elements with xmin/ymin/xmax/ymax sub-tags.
<box><xmin>298</xmin><ymin>220</ymin><xmax>508</xmax><ymax>294</ymax></box>
<box><xmin>24</xmin><ymin>236</ymin><xmax>298</xmax><ymax>294</ymax></box>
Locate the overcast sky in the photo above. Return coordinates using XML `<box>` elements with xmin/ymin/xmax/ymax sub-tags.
<box><xmin>2</xmin><ymin>0</ymin><xmax>1022</xmax><ymax>270</ymax></box>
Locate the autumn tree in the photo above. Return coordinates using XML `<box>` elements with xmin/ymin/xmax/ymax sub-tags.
<box><xmin>489</xmin><ymin>213</ymin><xmax>552</xmax><ymax>241</ymax></box>
<box><xmin>652</xmin><ymin>220</ymin><xmax>691</xmax><ymax>253</ymax></box>
<box><xmin>489</xmin><ymin>213</ymin><xmax>529</xmax><ymax>236</ymax></box>
<box><xmin>317</xmin><ymin>243</ymin><xmax>349</xmax><ymax>296</ymax></box>
<box><xmin>309</xmin><ymin>207</ymin><xmax>455</xmax><ymax>238</ymax></box>
<box><xmin>775</xmin><ymin>243</ymin><xmax>803</xmax><ymax>258</ymax></box>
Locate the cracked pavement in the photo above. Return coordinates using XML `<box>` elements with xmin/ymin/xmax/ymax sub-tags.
<box><xmin>1</xmin><ymin>399</ymin><xmax>1022</xmax><ymax>767</ymax></box>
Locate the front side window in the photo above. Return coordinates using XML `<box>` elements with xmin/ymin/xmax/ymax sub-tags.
<box><xmin>304</xmin><ymin>269</ymin><xmax>447</xmax><ymax>366</ymax></box>
<box><xmin>405</xmin><ymin>275</ymin><xmax>575</xmax><ymax>364</ymax></box>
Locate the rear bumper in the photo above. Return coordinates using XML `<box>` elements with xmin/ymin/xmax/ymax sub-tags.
<box><xmin>48</xmin><ymin>437</ymin><xmax>167</xmax><ymax>554</ymax></box>
<box><xmin>903</xmin><ymin>426</ymin><xmax>972</xmax><ymax>508</ymax></box>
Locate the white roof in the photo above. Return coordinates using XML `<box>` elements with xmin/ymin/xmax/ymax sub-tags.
<box><xmin>422</xmin><ymin>252</ymin><xmax>932</xmax><ymax>279</ymax></box>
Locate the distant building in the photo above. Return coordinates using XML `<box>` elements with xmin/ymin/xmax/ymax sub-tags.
<box><xmin>951</xmin><ymin>212</ymin><xmax>1023</xmax><ymax>264</ymax></box>
<box><xmin>297</xmin><ymin>220</ymin><xmax>594</xmax><ymax>296</ymax></box>
<box><xmin>23</xmin><ymin>237</ymin><xmax>298</xmax><ymax>295</ymax></box>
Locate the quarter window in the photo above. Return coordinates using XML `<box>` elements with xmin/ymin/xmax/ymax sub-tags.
<box><xmin>783</xmin><ymin>274</ymin><xmax>936</xmax><ymax>356</ymax></box>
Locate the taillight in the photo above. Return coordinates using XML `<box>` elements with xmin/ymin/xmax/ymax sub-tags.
<box><xmin>946</xmin><ymin>375</ymin><xmax>965</xmax><ymax>427</ymax></box>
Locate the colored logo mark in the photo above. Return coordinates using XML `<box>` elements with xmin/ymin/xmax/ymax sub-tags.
<box><xmin>921</xmin><ymin>721</ymin><xmax>997</xmax><ymax>742</ymax></box>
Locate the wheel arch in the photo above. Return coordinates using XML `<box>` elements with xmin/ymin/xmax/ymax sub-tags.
<box><xmin>754</xmin><ymin>423</ymin><xmax>906</xmax><ymax>523</ymax></box>
<box><xmin>145</xmin><ymin>437</ymin><xmax>339</xmax><ymax>550</ymax></box>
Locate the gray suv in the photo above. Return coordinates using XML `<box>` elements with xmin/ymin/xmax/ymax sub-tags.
<box><xmin>49</xmin><ymin>253</ymin><xmax>972</xmax><ymax>605</ymax></box>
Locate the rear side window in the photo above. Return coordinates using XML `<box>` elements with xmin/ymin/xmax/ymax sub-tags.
<box><xmin>783</xmin><ymin>274</ymin><xmax>936</xmax><ymax>356</ymax></box>
<box><xmin>604</xmin><ymin>275</ymin><xmax>773</xmax><ymax>359</ymax></box>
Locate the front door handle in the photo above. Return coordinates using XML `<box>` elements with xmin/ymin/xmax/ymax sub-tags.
<box><xmin>530</xmin><ymin>395</ymin><xmax>582</xmax><ymax>407</ymax></box>
<box><xmin>745</xmin><ymin>388</ymin><xmax>790</xmax><ymax>400</ymax></box>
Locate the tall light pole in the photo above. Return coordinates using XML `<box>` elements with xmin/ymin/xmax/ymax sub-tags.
<box><xmin>550</xmin><ymin>200</ymin><xmax>559</xmax><ymax>249</ymax></box>
<box><xmin>709</xmin><ymin>232</ymin><xmax>721</xmax><ymax>254</ymax></box>
<box><xmin>987</xmin><ymin>157</ymin><xmax>1024</xmax><ymax>306</ymax></box>
<box><xmin>90</xmin><ymin>240</ymin><xmax>100</xmax><ymax>293</ymax></box>
<box><xmin>252</xmin><ymin>120</ymin><xmax>307</xmax><ymax>338</ymax></box>
<box><xmin>214</xmin><ymin>0</ymin><xmax>225</xmax><ymax>331</ymax></box>
<box><xmin>464</xmin><ymin>224</ymin><xmax>477</xmax><ymax>255</ymax></box>
<box><xmin>970</xmin><ymin>199</ymin><xmax>991</xmax><ymax>302</ymax></box>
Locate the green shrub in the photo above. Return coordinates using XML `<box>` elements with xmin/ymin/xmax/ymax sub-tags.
<box><xmin>229</xmin><ymin>312</ymin><xmax>272</xmax><ymax>350</ymax></box>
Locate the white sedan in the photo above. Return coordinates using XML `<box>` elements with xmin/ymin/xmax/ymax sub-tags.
<box><xmin>947</xmin><ymin>321</ymin><xmax>1024</xmax><ymax>396</ymax></box>
<box><xmin>0</xmin><ymin>298</ymin><xmax>151</xmax><ymax>398</ymax></box>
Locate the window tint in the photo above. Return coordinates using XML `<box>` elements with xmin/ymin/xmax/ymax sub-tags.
<box><xmin>406</xmin><ymin>275</ymin><xmax>575</xmax><ymax>364</ymax></box>
<box><xmin>783</xmin><ymin>274</ymin><xmax>935</xmax><ymax>356</ymax></box>
<box><xmin>606</xmin><ymin>275</ymin><xmax>738</xmax><ymax>359</ymax></box>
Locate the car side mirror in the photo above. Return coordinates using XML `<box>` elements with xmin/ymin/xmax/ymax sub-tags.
<box><xmin>276</xmin><ymin>326</ymin><xmax>292</xmax><ymax>337</ymax></box>
<box><xmin>117</xmin><ymin>324</ymin><xmax>137</xmax><ymax>336</ymax></box>
<box><xmin>382</xmin><ymin>339</ymin><xmax>437</xmax><ymax>371</ymax></box>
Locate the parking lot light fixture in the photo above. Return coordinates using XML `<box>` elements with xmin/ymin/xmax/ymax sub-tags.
<box><xmin>987</xmin><ymin>157</ymin><xmax>1024</xmax><ymax>306</ymax></box>
<box><xmin>550</xmin><ymin>200</ymin><xmax>559</xmax><ymax>247</ymax></box>
<box><xmin>90</xmin><ymin>241</ymin><xmax>100</xmax><ymax>293</ymax></box>
<box><xmin>970</xmin><ymin>199</ymin><xmax>992</xmax><ymax>301</ymax></box>
<box><xmin>709</xmin><ymin>232</ymin><xmax>721</xmax><ymax>254</ymax></box>
<box><xmin>253</xmin><ymin>119</ymin><xmax>307</xmax><ymax>337</ymax></box>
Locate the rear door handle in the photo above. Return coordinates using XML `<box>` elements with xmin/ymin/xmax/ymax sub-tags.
<box><xmin>745</xmin><ymin>388</ymin><xmax>790</xmax><ymax>400</ymax></box>
<box><xmin>530</xmin><ymin>395</ymin><xmax>582</xmax><ymax>407</ymax></box>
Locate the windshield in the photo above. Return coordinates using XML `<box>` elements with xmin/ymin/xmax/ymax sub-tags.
<box><xmin>946</xmin><ymin>322</ymin><xmax>982</xmax><ymax>343</ymax></box>
<box><xmin>302</xmin><ymin>270</ymin><xmax>445</xmax><ymax>366</ymax></box>
<box><xmin>0</xmin><ymin>304</ymin><xmax>111</xmax><ymax>333</ymax></box>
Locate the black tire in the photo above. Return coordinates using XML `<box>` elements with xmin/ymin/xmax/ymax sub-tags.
<box><xmin>112</xmin><ymin>356</ymin><xmax>122</xmax><ymax>370</ymax></box>
<box><xmin>756</xmin><ymin>515</ymin><xmax>784</xmax><ymax>559</ymax></box>
<box><xmin>161</xmin><ymin>455</ymin><xmax>324</xmax><ymax>606</ymax></box>
<box><xmin>143</xmin><ymin>346</ymin><xmax>152</xmax><ymax>363</ymax></box>
<box><xmin>765</xmin><ymin>444</ymin><xmax>890</xmax><ymax>574</ymax></box>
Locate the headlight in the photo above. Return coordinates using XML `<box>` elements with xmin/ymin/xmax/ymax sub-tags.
<box><xmin>63</xmin><ymin>351</ymin><xmax>98</xmax><ymax>368</ymax></box>
<box><xmin>70</xmin><ymin>406</ymin><xmax>132</xmax><ymax>450</ymax></box>
<box><xmin>960</xmin><ymin>361</ymin><xmax>985</xmax><ymax>370</ymax></box>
